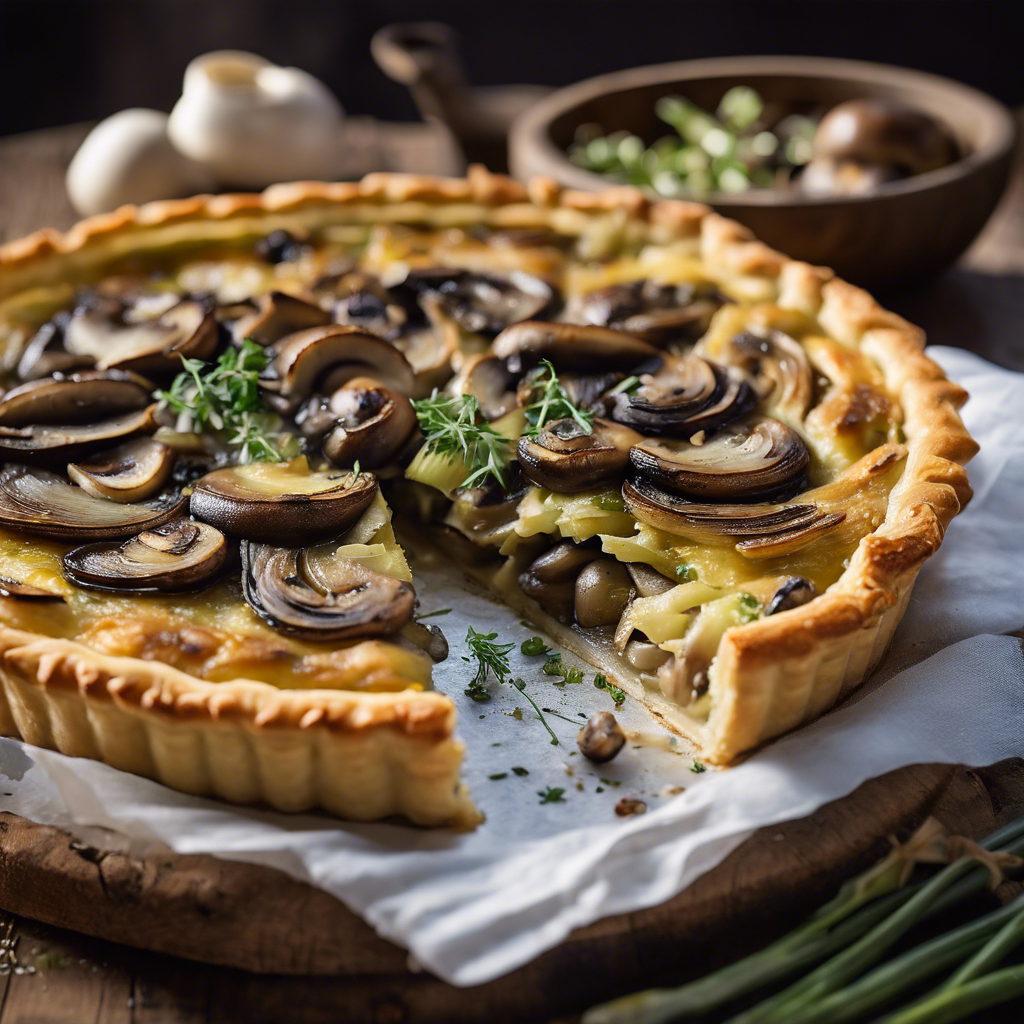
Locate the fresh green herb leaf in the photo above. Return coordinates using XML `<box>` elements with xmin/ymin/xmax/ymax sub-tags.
<box><xmin>595</xmin><ymin>493</ymin><xmax>626</xmax><ymax>512</ymax></box>
<box><xmin>594</xmin><ymin>673</ymin><xmax>626</xmax><ymax>705</ymax></box>
<box><xmin>411</xmin><ymin>391</ymin><xmax>511</xmax><ymax>489</ymax></box>
<box><xmin>538</xmin><ymin>786</ymin><xmax>567</xmax><ymax>804</ymax></box>
<box><xmin>488</xmin><ymin>772</ymin><xmax>508</xmax><ymax>781</ymax></box>
<box><xmin>157</xmin><ymin>339</ymin><xmax>298</xmax><ymax>463</ymax></box>
<box><xmin>462</xmin><ymin>627</ymin><xmax>515</xmax><ymax>700</ymax></box>
<box><xmin>691</xmin><ymin>760</ymin><xmax>707</xmax><ymax>774</ymax></box>
<box><xmin>521</xmin><ymin>636</ymin><xmax>552</xmax><ymax>657</ymax></box>
<box><xmin>511</xmin><ymin>766</ymin><xmax>529</xmax><ymax>776</ymax></box>
<box><xmin>522</xmin><ymin>360</ymin><xmax>594</xmax><ymax>436</ymax></box>
<box><xmin>351</xmin><ymin>459</ymin><xmax>361</xmax><ymax>482</ymax></box>
<box><xmin>737</xmin><ymin>593</ymin><xmax>761</xmax><ymax>623</ymax></box>
<box><xmin>542</xmin><ymin>653</ymin><xmax>564</xmax><ymax>676</ymax></box>
<box><xmin>564</xmin><ymin>666</ymin><xmax>585</xmax><ymax>686</ymax></box>
<box><xmin>599</xmin><ymin>777</ymin><xmax>622</xmax><ymax>788</ymax></box>
<box><xmin>510</xmin><ymin>677</ymin><xmax>559</xmax><ymax>745</ymax></box>
<box><xmin>596</xmin><ymin>786</ymin><xmax>605</xmax><ymax>793</ymax></box>
<box><xmin>675</xmin><ymin>563</ymin><xmax>698</xmax><ymax>582</ymax></box>
<box><xmin>465</xmin><ymin>679</ymin><xmax>491</xmax><ymax>702</ymax></box>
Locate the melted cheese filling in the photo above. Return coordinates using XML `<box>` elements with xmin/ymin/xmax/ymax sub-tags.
<box><xmin>0</xmin><ymin>225</ymin><xmax>904</xmax><ymax>700</ymax></box>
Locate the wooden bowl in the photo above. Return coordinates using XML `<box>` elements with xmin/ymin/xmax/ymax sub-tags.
<box><xmin>510</xmin><ymin>56</ymin><xmax>1017</xmax><ymax>288</ymax></box>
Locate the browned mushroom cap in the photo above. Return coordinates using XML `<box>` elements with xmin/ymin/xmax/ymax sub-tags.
<box><xmin>63</xmin><ymin>519</ymin><xmax>228</xmax><ymax>593</ymax></box>
<box><xmin>493</xmin><ymin>321</ymin><xmax>661</xmax><ymax>373</ymax></box>
<box><xmin>242</xmin><ymin>542</ymin><xmax>415</xmax><ymax>641</ymax></box>
<box><xmin>765</xmin><ymin>576</ymin><xmax>816</xmax><ymax>615</ymax></box>
<box><xmin>629</xmin><ymin>420</ymin><xmax>811</xmax><ymax>502</ymax></box>
<box><xmin>320</xmin><ymin>376</ymin><xmax>417</xmax><ymax>469</ymax></box>
<box><xmin>0</xmin><ymin>371</ymin><xmax>151</xmax><ymax>427</ymax></box>
<box><xmin>565</xmin><ymin>279</ymin><xmax>725</xmax><ymax>346</ymax></box>
<box><xmin>622</xmin><ymin>477</ymin><xmax>845</xmax><ymax>553</ymax></box>
<box><xmin>0</xmin><ymin>465</ymin><xmax>187</xmax><ymax>541</ymax></box>
<box><xmin>518</xmin><ymin>417</ymin><xmax>643</xmax><ymax>493</ymax></box>
<box><xmin>264</xmin><ymin>326</ymin><xmax>415</xmax><ymax>410</ymax></box>
<box><xmin>63</xmin><ymin>298</ymin><xmax>218</xmax><ymax>375</ymax></box>
<box><xmin>611</xmin><ymin>355</ymin><xmax>756</xmax><ymax>437</ymax></box>
<box><xmin>190</xmin><ymin>460</ymin><xmax>377</xmax><ymax>545</ymax></box>
<box><xmin>230</xmin><ymin>291</ymin><xmax>331</xmax><ymax>346</ymax></box>
<box><xmin>0</xmin><ymin>401</ymin><xmax>159</xmax><ymax>463</ymax></box>
<box><xmin>706</xmin><ymin>330</ymin><xmax>813</xmax><ymax>421</ymax></box>
<box><xmin>0</xmin><ymin>575</ymin><xmax>65</xmax><ymax>602</ymax></box>
<box><xmin>813</xmin><ymin>98</ymin><xmax>958</xmax><ymax>176</ymax></box>
<box><xmin>401</xmin><ymin>268</ymin><xmax>555</xmax><ymax>336</ymax></box>
<box><xmin>67</xmin><ymin>436</ymin><xmax>175</xmax><ymax>503</ymax></box>
<box><xmin>528</xmin><ymin>541</ymin><xmax>600</xmax><ymax>584</ymax></box>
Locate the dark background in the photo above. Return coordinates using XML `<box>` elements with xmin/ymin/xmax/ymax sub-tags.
<box><xmin>0</xmin><ymin>0</ymin><xmax>1023</xmax><ymax>139</ymax></box>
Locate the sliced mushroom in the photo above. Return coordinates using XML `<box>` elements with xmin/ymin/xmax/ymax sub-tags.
<box><xmin>16</xmin><ymin>318</ymin><xmax>94</xmax><ymax>380</ymax></box>
<box><xmin>67</xmin><ymin>437</ymin><xmax>175</xmax><ymax>503</ymax></box>
<box><xmin>0</xmin><ymin>465</ymin><xmax>187</xmax><ymax>540</ymax></box>
<box><xmin>623</xmin><ymin>477</ymin><xmax>842</xmax><ymax>551</ymax></box>
<box><xmin>765</xmin><ymin>577</ymin><xmax>817</xmax><ymax>615</ymax></box>
<box><xmin>611</xmin><ymin>355</ymin><xmax>756</xmax><ymax>436</ymax></box>
<box><xmin>452</xmin><ymin>354</ymin><xmax>520</xmax><ymax>421</ymax></box>
<box><xmin>630</xmin><ymin>420</ymin><xmax>811</xmax><ymax>502</ymax></box>
<box><xmin>0</xmin><ymin>405</ymin><xmax>159</xmax><ymax>462</ymax></box>
<box><xmin>230</xmin><ymin>291</ymin><xmax>331</xmax><ymax>346</ymax></box>
<box><xmin>706</xmin><ymin>329</ymin><xmax>813</xmax><ymax>421</ymax></box>
<box><xmin>63</xmin><ymin>519</ymin><xmax>228</xmax><ymax>593</ymax></box>
<box><xmin>320</xmin><ymin>376</ymin><xmax>417</xmax><ymax>469</ymax></box>
<box><xmin>190</xmin><ymin>460</ymin><xmax>377</xmax><ymax>545</ymax></box>
<box><xmin>734</xmin><ymin>512</ymin><xmax>846</xmax><ymax>559</ymax></box>
<box><xmin>518</xmin><ymin>417</ymin><xmax>643</xmax><ymax>493</ymax></box>
<box><xmin>493</xmin><ymin>321</ymin><xmax>660</xmax><ymax>373</ymax></box>
<box><xmin>64</xmin><ymin>298</ymin><xmax>218</xmax><ymax>375</ymax></box>
<box><xmin>242</xmin><ymin>542</ymin><xmax>415</xmax><ymax>641</ymax></box>
<box><xmin>390</xmin><ymin>294</ymin><xmax>460</xmax><ymax>397</ymax></box>
<box><xmin>625</xmin><ymin>562</ymin><xmax>677</xmax><ymax>598</ymax></box>
<box><xmin>0</xmin><ymin>575</ymin><xmax>65</xmax><ymax>602</ymax></box>
<box><xmin>315</xmin><ymin>271</ymin><xmax>411</xmax><ymax>341</ymax></box>
<box><xmin>0</xmin><ymin>371</ymin><xmax>151</xmax><ymax>427</ymax></box>
<box><xmin>399</xmin><ymin>620</ymin><xmax>450</xmax><ymax>662</ymax></box>
<box><xmin>518</xmin><ymin>569</ymin><xmax>578</xmax><ymax>622</ymax></box>
<box><xmin>565</xmin><ymin>279</ymin><xmax>724</xmax><ymax>345</ymax></box>
<box><xmin>264</xmin><ymin>326</ymin><xmax>415</xmax><ymax>411</ymax></box>
<box><xmin>574</xmin><ymin>558</ymin><xmax>634</xmax><ymax>628</ymax></box>
<box><xmin>255</xmin><ymin>229</ymin><xmax>308</xmax><ymax>264</ymax></box>
<box><xmin>401</xmin><ymin>268</ymin><xmax>555</xmax><ymax>336</ymax></box>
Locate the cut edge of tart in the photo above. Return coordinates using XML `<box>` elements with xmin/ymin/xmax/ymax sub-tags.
<box><xmin>0</xmin><ymin>168</ymin><xmax>977</xmax><ymax>827</ymax></box>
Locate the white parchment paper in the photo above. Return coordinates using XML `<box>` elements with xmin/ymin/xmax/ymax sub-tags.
<box><xmin>1</xmin><ymin>347</ymin><xmax>1022</xmax><ymax>986</ymax></box>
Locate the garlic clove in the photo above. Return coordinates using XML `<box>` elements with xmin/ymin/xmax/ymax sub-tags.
<box><xmin>66</xmin><ymin>109</ymin><xmax>218</xmax><ymax>216</ymax></box>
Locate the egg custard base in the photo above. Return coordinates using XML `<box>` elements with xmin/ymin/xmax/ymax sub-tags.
<box><xmin>0</xmin><ymin>169</ymin><xmax>976</xmax><ymax>826</ymax></box>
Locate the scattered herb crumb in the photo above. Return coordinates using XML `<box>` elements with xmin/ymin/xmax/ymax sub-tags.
<box><xmin>675</xmin><ymin>563</ymin><xmax>697</xmax><ymax>582</ymax></box>
<box><xmin>691</xmin><ymin>760</ymin><xmax>707</xmax><ymax>774</ymax></box>
<box><xmin>416</xmin><ymin>607</ymin><xmax>452</xmax><ymax>620</ymax></box>
<box><xmin>615</xmin><ymin>798</ymin><xmax>647</xmax><ymax>817</ymax></box>
<box><xmin>521</xmin><ymin>636</ymin><xmax>551</xmax><ymax>657</ymax></box>
<box><xmin>542</xmin><ymin>653</ymin><xmax>564</xmax><ymax>676</ymax></box>
<box><xmin>599</xmin><ymin>777</ymin><xmax>622</xmax><ymax>788</ymax></box>
<box><xmin>512</xmin><ymin>708</ymin><xmax>523</xmax><ymax>720</ymax></box>
<box><xmin>596</xmin><ymin>786</ymin><xmax>605</xmax><ymax>793</ymax></box>
<box><xmin>594</xmin><ymin>673</ymin><xmax>626</xmax><ymax>704</ymax></box>
<box><xmin>489</xmin><ymin>773</ymin><xmax>508</xmax><ymax>781</ymax></box>
<box><xmin>512</xmin><ymin>766</ymin><xmax>529</xmax><ymax>776</ymax></box>
<box><xmin>538</xmin><ymin>786</ymin><xmax>567</xmax><ymax>804</ymax></box>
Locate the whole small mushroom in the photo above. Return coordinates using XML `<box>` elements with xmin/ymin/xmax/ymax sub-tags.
<box><xmin>577</xmin><ymin>711</ymin><xmax>626</xmax><ymax>763</ymax></box>
<box><xmin>806</xmin><ymin>97</ymin><xmax>958</xmax><ymax>195</ymax></box>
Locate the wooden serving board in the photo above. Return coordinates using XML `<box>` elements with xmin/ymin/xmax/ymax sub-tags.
<box><xmin>6</xmin><ymin>760</ymin><xmax>1022</xmax><ymax>1024</ymax></box>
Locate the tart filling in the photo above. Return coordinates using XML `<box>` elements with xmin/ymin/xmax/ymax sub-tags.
<box><xmin>0</xmin><ymin>171</ymin><xmax>975</xmax><ymax>824</ymax></box>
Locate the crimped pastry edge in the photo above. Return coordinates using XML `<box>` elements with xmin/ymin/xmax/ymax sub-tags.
<box><xmin>0</xmin><ymin>167</ymin><xmax>976</xmax><ymax>806</ymax></box>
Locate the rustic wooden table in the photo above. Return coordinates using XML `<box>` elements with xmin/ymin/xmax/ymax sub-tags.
<box><xmin>0</xmin><ymin>121</ymin><xmax>1022</xmax><ymax>1024</ymax></box>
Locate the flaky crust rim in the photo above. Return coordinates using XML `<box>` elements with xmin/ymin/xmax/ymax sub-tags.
<box><xmin>0</xmin><ymin>167</ymin><xmax>976</xmax><ymax>760</ymax></box>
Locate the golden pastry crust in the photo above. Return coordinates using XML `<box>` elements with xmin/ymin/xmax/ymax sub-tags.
<box><xmin>0</xmin><ymin>167</ymin><xmax>976</xmax><ymax>812</ymax></box>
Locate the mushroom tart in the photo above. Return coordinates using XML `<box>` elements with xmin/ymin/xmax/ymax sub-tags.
<box><xmin>0</xmin><ymin>169</ymin><xmax>975</xmax><ymax>826</ymax></box>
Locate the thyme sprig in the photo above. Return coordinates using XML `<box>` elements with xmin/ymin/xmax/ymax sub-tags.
<box><xmin>412</xmin><ymin>392</ymin><xmax>511</xmax><ymax>489</ymax></box>
<box><xmin>462</xmin><ymin>627</ymin><xmax>559</xmax><ymax>744</ymax></box>
<box><xmin>523</xmin><ymin>360</ymin><xmax>594</xmax><ymax>436</ymax></box>
<box><xmin>156</xmin><ymin>339</ymin><xmax>297</xmax><ymax>463</ymax></box>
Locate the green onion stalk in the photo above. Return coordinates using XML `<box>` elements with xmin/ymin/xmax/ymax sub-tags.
<box><xmin>583</xmin><ymin>815</ymin><xmax>1024</xmax><ymax>1024</ymax></box>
